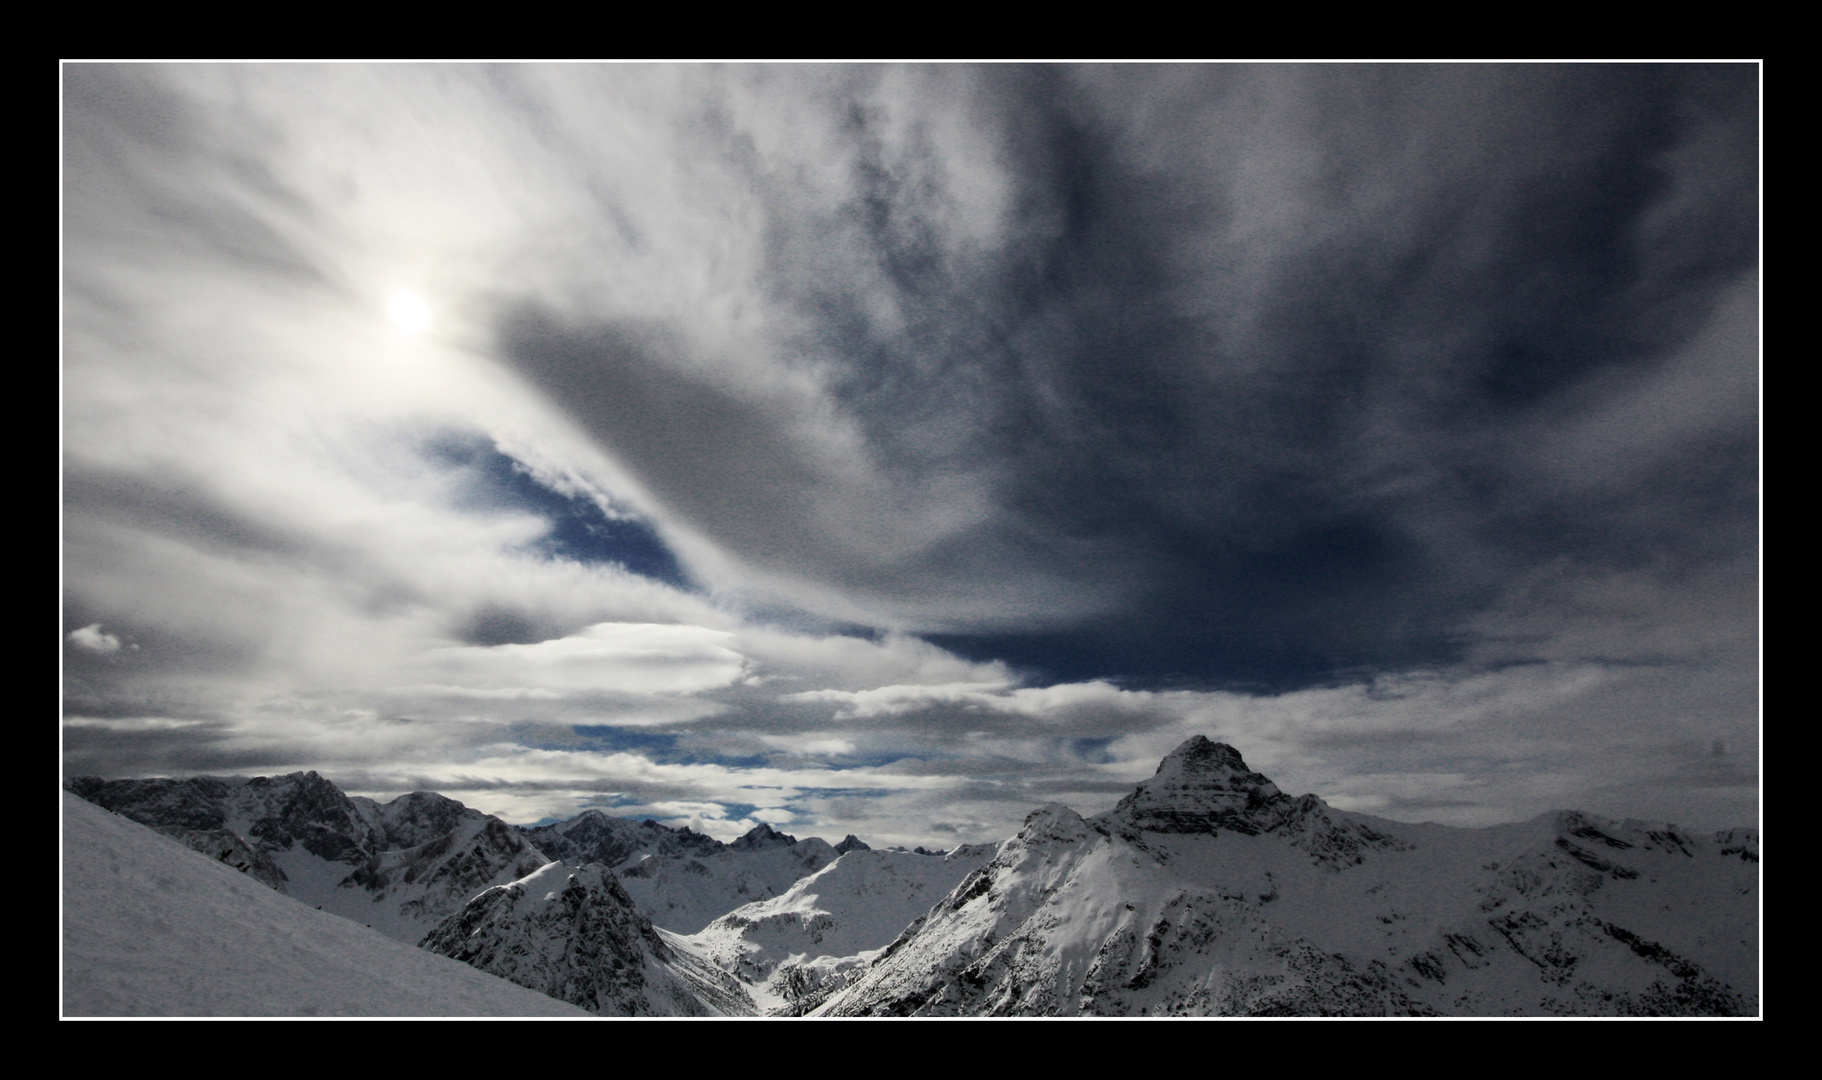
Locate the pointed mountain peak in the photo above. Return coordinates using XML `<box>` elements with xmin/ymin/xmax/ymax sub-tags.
<box><xmin>731</xmin><ymin>823</ymin><xmax>799</xmax><ymax>850</ymax></box>
<box><xmin>833</xmin><ymin>834</ymin><xmax>871</xmax><ymax>854</ymax></box>
<box><xmin>1103</xmin><ymin>738</ymin><xmax>1287</xmax><ymax>834</ymax></box>
<box><xmin>1156</xmin><ymin>735</ymin><xmax>1249</xmax><ymax>771</ymax></box>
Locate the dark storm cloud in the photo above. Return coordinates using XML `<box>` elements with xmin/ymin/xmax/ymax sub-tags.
<box><xmin>493</xmin><ymin>65</ymin><xmax>1756</xmax><ymax>689</ymax></box>
<box><xmin>64</xmin><ymin>719</ymin><xmax>270</xmax><ymax>779</ymax></box>
<box><xmin>485</xmin><ymin>321</ymin><xmax>838</xmax><ymax>572</ymax></box>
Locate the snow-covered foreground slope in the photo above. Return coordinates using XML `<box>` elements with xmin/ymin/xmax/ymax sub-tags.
<box><xmin>675</xmin><ymin>844</ymin><xmax>998</xmax><ymax>1013</ymax></box>
<box><xmin>422</xmin><ymin>861</ymin><xmax>757</xmax><ymax>1015</ymax></box>
<box><xmin>815</xmin><ymin>738</ymin><xmax>1759</xmax><ymax>1017</ymax></box>
<box><xmin>62</xmin><ymin>792</ymin><xmax>588</xmax><ymax>1017</ymax></box>
<box><xmin>69</xmin><ymin>774</ymin><xmax>550</xmax><ymax>944</ymax></box>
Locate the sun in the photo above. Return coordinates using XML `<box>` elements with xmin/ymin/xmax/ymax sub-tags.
<box><xmin>387</xmin><ymin>291</ymin><xmax>431</xmax><ymax>334</ymax></box>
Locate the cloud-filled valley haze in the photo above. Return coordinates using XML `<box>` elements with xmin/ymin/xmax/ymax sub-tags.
<box><xmin>62</xmin><ymin>63</ymin><xmax>1759</xmax><ymax>847</ymax></box>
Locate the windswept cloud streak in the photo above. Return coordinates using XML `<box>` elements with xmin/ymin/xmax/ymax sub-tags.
<box><xmin>64</xmin><ymin>64</ymin><xmax>1756</xmax><ymax>845</ymax></box>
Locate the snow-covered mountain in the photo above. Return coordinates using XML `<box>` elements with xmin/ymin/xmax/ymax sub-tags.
<box><xmin>523</xmin><ymin>808</ymin><xmax>725</xmax><ymax>867</ymax></box>
<box><xmin>66</xmin><ymin>742</ymin><xmax>1758</xmax><ymax>1017</ymax></box>
<box><xmin>68</xmin><ymin>773</ymin><xmax>551</xmax><ymax>943</ymax></box>
<box><xmin>814</xmin><ymin>737</ymin><xmax>1759</xmax><ymax>1017</ymax></box>
<box><xmin>617</xmin><ymin>825</ymin><xmax>841</xmax><ymax>933</ymax></box>
<box><xmin>674</xmin><ymin>843</ymin><xmax>999</xmax><ymax>1013</ymax></box>
<box><xmin>525</xmin><ymin>811</ymin><xmax>846</xmax><ymax>934</ymax></box>
<box><xmin>62</xmin><ymin>792</ymin><xmax>588</xmax><ymax>1017</ymax></box>
<box><xmin>421</xmin><ymin>860</ymin><xmax>757</xmax><ymax>1016</ymax></box>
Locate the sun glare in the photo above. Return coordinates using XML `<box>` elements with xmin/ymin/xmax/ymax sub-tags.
<box><xmin>387</xmin><ymin>291</ymin><xmax>431</xmax><ymax>334</ymax></box>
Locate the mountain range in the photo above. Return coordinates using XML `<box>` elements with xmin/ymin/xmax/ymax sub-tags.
<box><xmin>812</xmin><ymin>738</ymin><xmax>1758</xmax><ymax>1016</ymax></box>
<box><xmin>64</xmin><ymin>737</ymin><xmax>1758</xmax><ymax>1016</ymax></box>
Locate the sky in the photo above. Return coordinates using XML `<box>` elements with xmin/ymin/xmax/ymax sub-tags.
<box><xmin>61</xmin><ymin>64</ymin><xmax>1759</xmax><ymax>847</ymax></box>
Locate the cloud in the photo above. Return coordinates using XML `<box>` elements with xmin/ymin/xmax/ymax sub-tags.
<box><xmin>61</xmin><ymin>64</ymin><xmax>1757</xmax><ymax>844</ymax></box>
<box><xmin>423</xmin><ymin>622</ymin><xmax>748</xmax><ymax>695</ymax></box>
<box><xmin>67</xmin><ymin>623</ymin><xmax>124</xmax><ymax>654</ymax></box>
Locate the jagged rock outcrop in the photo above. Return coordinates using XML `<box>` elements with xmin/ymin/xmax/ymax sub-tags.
<box><xmin>729</xmin><ymin>823</ymin><xmax>799</xmax><ymax>851</ymax></box>
<box><xmin>420</xmin><ymin>861</ymin><xmax>755</xmax><ymax>1016</ymax></box>
<box><xmin>814</xmin><ymin>738</ymin><xmax>1758</xmax><ymax>1017</ymax></box>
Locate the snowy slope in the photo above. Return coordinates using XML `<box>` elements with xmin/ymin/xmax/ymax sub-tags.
<box><xmin>62</xmin><ymin>792</ymin><xmax>588</xmax><ymax>1017</ymax></box>
<box><xmin>526</xmin><ymin>812</ymin><xmax>847</xmax><ymax>934</ymax></box>
<box><xmin>69</xmin><ymin>774</ymin><xmax>551</xmax><ymax>943</ymax></box>
<box><xmin>675</xmin><ymin>844</ymin><xmax>998</xmax><ymax>1013</ymax></box>
<box><xmin>613</xmin><ymin>825</ymin><xmax>841</xmax><ymax>933</ymax></box>
<box><xmin>422</xmin><ymin>861</ymin><xmax>757</xmax><ymax>1016</ymax></box>
<box><xmin>815</xmin><ymin>737</ymin><xmax>1758</xmax><ymax>1017</ymax></box>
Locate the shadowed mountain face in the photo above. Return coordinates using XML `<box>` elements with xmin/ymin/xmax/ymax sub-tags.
<box><xmin>67</xmin><ymin>772</ymin><xmax>552</xmax><ymax>943</ymax></box>
<box><xmin>420</xmin><ymin>862</ymin><xmax>756</xmax><ymax>1016</ymax></box>
<box><xmin>813</xmin><ymin>739</ymin><xmax>1758</xmax><ymax>1017</ymax></box>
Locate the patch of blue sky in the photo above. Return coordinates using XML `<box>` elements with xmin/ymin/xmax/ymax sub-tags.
<box><xmin>1072</xmin><ymin>737</ymin><xmax>1116</xmax><ymax>764</ymax></box>
<box><xmin>424</xmin><ymin>430</ymin><xmax>691</xmax><ymax>588</ymax></box>
<box><xmin>825</xmin><ymin>749</ymin><xmax>940</xmax><ymax>770</ymax></box>
<box><xmin>713</xmin><ymin>801</ymin><xmax>762</xmax><ymax>822</ymax></box>
<box><xmin>568</xmin><ymin>726</ymin><xmax>681</xmax><ymax>756</ymax></box>
<box><xmin>755</xmin><ymin>786</ymin><xmax>901</xmax><ymax>801</ymax></box>
<box><xmin>679</xmin><ymin>751</ymin><xmax>772</xmax><ymax>769</ymax></box>
<box><xmin>563</xmin><ymin>727</ymin><xmax>768</xmax><ymax>768</ymax></box>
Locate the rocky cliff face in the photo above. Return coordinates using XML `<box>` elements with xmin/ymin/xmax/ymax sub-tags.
<box><xmin>420</xmin><ymin>861</ymin><xmax>755</xmax><ymax>1016</ymax></box>
<box><xmin>815</xmin><ymin>738</ymin><xmax>1758</xmax><ymax>1017</ymax></box>
<box><xmin>1103</xmin><ymin>735</ymin><xmax>1411</xmax><ymax>869</ymax></box>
